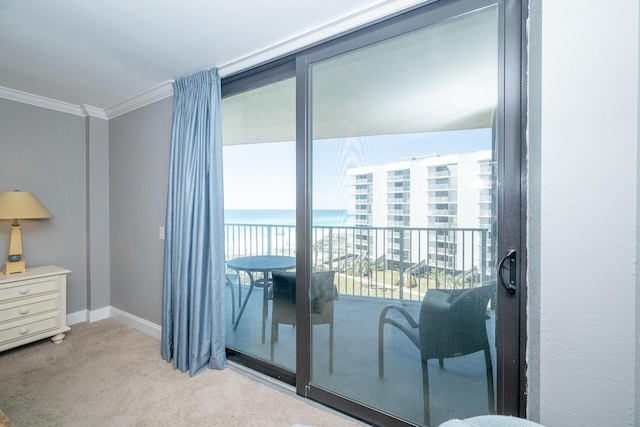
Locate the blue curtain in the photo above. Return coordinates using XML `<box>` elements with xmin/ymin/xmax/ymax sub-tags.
<box><xmin>161</xmin><ymin>68</ymin><xmax>226</xmax><ymax>375</ymax></box>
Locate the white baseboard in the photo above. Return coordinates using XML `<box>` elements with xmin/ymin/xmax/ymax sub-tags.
<box><xmin>67</xmin><ymin>307</ymin><xmax>113</xmax><ymax>325</ymax></box>
<box><xmin>67</xmin><ymin>307</ymin><xmax>162</xmax><ymax>341</ymax></box>
<box><xmin>109</xmin><ymin>307</ymin><xmax>162</xmax><ymax>340</ymax></box>
<box><xmin>67</xmin><ymin>310</ymin><xmax>88</xmax><ymax>325</ymax></box>
<box><xmin>89</xmin><ymin>307</ymin><xmax>111</xmax><ymax>323</ymax></box>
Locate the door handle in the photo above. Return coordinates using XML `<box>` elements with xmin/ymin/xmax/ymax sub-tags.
<box><xmin>498</xmin><ymin>249</ymin><xmax>517</xmax><ymax>295</ymax></box>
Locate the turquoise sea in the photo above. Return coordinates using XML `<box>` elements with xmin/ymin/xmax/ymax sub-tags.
<box><xmin>224</xmin><ymin>209</ymin><xmax>352</xmax><ymax>226</ymax></box>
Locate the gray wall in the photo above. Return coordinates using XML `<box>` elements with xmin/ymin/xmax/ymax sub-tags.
<box><xmin>87</xmin><ymin>116</ymin><xmax>110</xmax><ymax>312</ymax></box>
<box><xmin>0</xmin><ymin>98</ymin><xmax>88</xmax><ymax>313</ymax></box>
<box><xmin>108</xmin><ymin>97</ymin><xmax>172</xmax><ymax>325</ymax></box>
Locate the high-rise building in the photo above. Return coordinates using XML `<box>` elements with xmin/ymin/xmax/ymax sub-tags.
<box><xmin>348</xmin><ymin>149</ymin><xmax>493</xmax><ymax>283</ymax></box>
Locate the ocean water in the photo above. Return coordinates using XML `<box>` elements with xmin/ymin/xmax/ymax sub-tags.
<box><xmin>224</xmin><ymin>209</ymin><xmax>352</xmax><ymax>226</ymax></box>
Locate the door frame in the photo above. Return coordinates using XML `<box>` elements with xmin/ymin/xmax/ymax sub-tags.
<box><xmin>222</xmin><ymin>0</ymin><xmax>528</xmax><ymax>423</ymax></box>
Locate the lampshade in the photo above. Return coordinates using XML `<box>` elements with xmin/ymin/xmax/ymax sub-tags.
<box><xmin>0</xmin><ymin>191</ymin><xmax>52</xmax><ymax>220</ymax></box>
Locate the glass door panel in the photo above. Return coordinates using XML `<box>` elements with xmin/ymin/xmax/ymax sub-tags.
<box><xmin>222</xmin><ymin>73</ymin><xmax>298</xmax><ymax>374</ymax></box>
<box><xmin>308</xmin><ymin>5</ymin><xmax>499</xmax><ymax>425</ymax></box>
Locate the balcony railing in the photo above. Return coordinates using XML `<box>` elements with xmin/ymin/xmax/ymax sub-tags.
<box><xmin>387</xmin><ymin>172</ymin><xmax>410</xmax><ymax>181</ymax></box>
<box><xmin>387</xmin><ymin>196</ymin><xmax>410</xmax><ymax>203</ymax></box>
<box><xmin>225</xmin><ymin>223</ymin><xmax>491</xmax><ymax>303</ymax></box>
<box><xmin>387</xmin><ymin>209</ymin><xmax>410</xmax><ymax>215</ymax></box>
<box><xmin>428</xmin><ymin>197</ymin><xmax>457</xmax><ymax>203</ymax></box>
<box><xmin>429</xmin><ymin>183</ymin><xmax>453</xmax><ymax>190</ymax></box>
<box><xmin>428</xmin><ymin>170</ymin><xmax>453</xmax><ymax>178</ymax></box>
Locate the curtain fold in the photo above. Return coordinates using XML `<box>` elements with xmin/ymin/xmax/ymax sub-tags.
<box><xmin>161</xmin><ymin>68</ymin><xmax>226</xmax><ymax>376</ymax></box>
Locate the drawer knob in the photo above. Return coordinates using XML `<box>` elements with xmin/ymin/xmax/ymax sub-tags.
<box><xmin>19</xmin><ymin>327</ymin><xmax>29</xmax><ymax>335</ymax></box>
<box><xmin>19</xmin><ymin>288</ymin><xmax>29</xmax><ymax>295</ymax></box>
<box><xmin>19</xmin><ymin>307</ymin><xmax>29</xmax><ymax>315</ymax></box>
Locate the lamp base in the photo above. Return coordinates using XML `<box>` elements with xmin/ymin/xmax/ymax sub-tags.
<box><xmin>4</xmin><ymin>261</ymin><xmax>26</xmax><ymax>274</ymax></box>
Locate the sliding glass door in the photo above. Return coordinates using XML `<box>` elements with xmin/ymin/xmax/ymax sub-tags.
<box><xmin>298</xmin><ymin>0</ymin><xmax>523</xmax><ymax>425</ymax></box>
<box><xmin>222</xmin><ymin>0</ymin><xmax>525</xmax><ymax>424</ymax></box>
<box><xmin>222</xmin><ymin>63</ymin><xmax>298</xmax><ymax>380</ymax></box>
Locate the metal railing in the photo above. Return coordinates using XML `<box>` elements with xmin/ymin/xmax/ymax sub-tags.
<box><xmin>225</xmin><ymin>223</ymin><xmax>491</xmax><ymax>303</ymax></box>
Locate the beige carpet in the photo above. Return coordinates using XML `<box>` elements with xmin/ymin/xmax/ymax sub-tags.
<box><xmin>0</xmin><ymin>318</ymin><xmax>365</xmax><ymax>427</ymax></box>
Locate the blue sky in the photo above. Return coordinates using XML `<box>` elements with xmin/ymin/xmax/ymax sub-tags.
<box><xmin>223</xmin><ymin>128</ymin><xmax>492</xmax><ymax>210</ymax></box>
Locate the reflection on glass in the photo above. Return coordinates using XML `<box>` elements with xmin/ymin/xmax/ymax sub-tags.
<box><xmin>309</xmin><ymin>6</ymin><xmax>498</xmax><ymax>426</ymax></box>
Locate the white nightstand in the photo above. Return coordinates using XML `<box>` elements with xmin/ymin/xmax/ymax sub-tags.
<box><xmin>0</xmin><ymin>265</ymin><xmax>71</xmax><ymax>352</ymax></box>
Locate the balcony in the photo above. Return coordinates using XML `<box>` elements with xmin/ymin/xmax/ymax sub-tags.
<box><xmin>430</xmin><ymin>208</ymin><xmax>457</xmax><ymax>216</ymax></box>
<box><xmin>429</xmin><ymin>183</ymin><xmax>453</xmax><ymax>190</ymax></box>
<box><xmin>387</xmin><ymin>171</ymin><xmax>410</xmax><ymax>182</ymax></box>
<box><xmin>355</xmin><ymin>206</ymin><xmax>372</xmax><ymax>215</ymax></box>
<box><xmin>387</xmin><ymin>196</ymin><xmax>410</xmax><ymax>204</ymax></box>
<box><xmin>427</xmin><ymin>196</ymin><xmax>456</xmax><ymax>203</ymax></box>
<box><xmin>387</xmin><ymin>184</ymin><xmax>410</xmax><ymax>193</ymax></box>
<box><xmin>428</xmin><ymin>169</ymin><xmax>453</xmax><ymax>178</ymax></box>
<box><xmin>225</xmin><ymin>222</ymin><xmax>494</xmax><ymax>426</ymax></box>
<box><xmin>224</xmin><ymin>222</ymin><xmax>494</xmax><ymax>425</ymax></box>
<box><xmin>225</xmin><ymin>222</ymin><xmax>490</xmax><ymax>302</ymax></box>
<box><xmin>353</xmin><ymin>184</ymin><xmax>373</xmax><ymax>193</ymax></box>
<box><xmin>226</xmin><ymin>288</ymin><xmax>495</xmax><ymax>425</ymax></box>
<box><xmin>355</xmin><ymin>195</ymin><xmax>372</xmax><ymax>203</ymax></box>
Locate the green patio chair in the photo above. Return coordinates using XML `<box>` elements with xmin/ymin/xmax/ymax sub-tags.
<box><xmin>379</xmin><ymin>283</ymin><xmax>496</xmax><ymax>426</ymax></box>
<box><xmin>270</xmin><ymin>270</ymin><xmax>338</xmax><ymax>373</ymax></box>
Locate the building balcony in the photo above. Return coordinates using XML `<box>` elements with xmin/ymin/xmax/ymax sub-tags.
<box><xmin>387</xmin><ymin>197</ymin><xmax>410</xmax><ymax>204</ymax></box>
<box><xmin>427</xmin><ymin>197</ymin><xmax>457</xmax><ymax>203</ymax></box>
<box><xmin>427</xmin><ymin>170</ymin><xmax>454</xmax><ymax>178</ymax></box>
<box><xmin>387</xmin><ymin>185</ymin><xmax>410</xmax><ymax>192</ymax></box>
<box><xmin>355</xmin><ymin>208</ymin><xmax>372</xmax><ymax>215</ymax></box>
<box><xmin>429</xmin><ymin>209</ymin><xmax>457</xmax><ymax>216</ymax></box>
<box><xmin>429</xmin><ymin>183</ymin><xmax>453</xmax><ymax>190</ymax></box>
<box><xmin>353</xmin><ymin>184</ymin><xmax>373</xmax><ymax>193</ymax></box>
<box><xmin>224</xmin><ymin>219</ymin><xmax>493</xmax><ymax>414</ymax></box>
<box><xmin>387</xmin><ymin>172</ymin><xmax>410</xmax><ymax>182</ymax></box>
<box><xmin>353</xmin><ymin>176</ymin><xmax>373</xmax><ymax>185</ymax></box>
<box><xmin>226</xmin><ymin>288</ymin><xmax>496</xmax><ymax>426</ymax></box>
<box><xmin>387</xmin><ymin>209</ymin><xmax>410</xmax><ymax>215</ymax></box>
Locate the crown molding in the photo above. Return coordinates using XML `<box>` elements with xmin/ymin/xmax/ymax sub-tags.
<box><xmin>81</xmin><ymin>104</ymin><xmax>109</xmax><ymax>120</ymax></box>
<box><xmin>0</xmin><ymin>0</ymin><xmax>427</xmax><ymax>120</ymax></box>
<box><xmin>0</xmin><ymin>85</ymin><xmax>86</xmax><ymax>117</ymax></box>
<box><xmin>0</xmin><ymin>81</ymin><xmax>173</xmax><ymax>120</ymax></box>
<box><xmin>103</xmin><ymin>81</ymin><xmax>174</xmax><ymax>119</ymax></box>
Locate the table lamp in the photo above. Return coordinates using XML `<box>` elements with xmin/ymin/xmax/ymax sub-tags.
<box><xmin>0</xmin><ymin>191</ymin><xmax>52</xmax><ymax>274</ymax></box>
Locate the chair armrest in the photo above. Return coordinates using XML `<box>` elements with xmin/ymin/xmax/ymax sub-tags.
<box><xmin>380</xmin><ymin>304</ymin><xmax>418</xmax><ymax>329</ymax></box>
<box><xmin>379</xmin><ymin>304</ymin><xmax>420</xmax><ymax>348</ymax></box>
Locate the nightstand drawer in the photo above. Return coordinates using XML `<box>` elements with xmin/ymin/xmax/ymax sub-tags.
<box><xmin>0</xmin><ymin>277</ymin><xmax>60</xmax><ymax>302</ymax></box>
<box><xmin>0</xmin><ymin>294</ymin><xmax>60</xmax><ymax>323</ymax></box>
<box><xmin>0</xmin><ymin>265</ymin><xmax>70</xmax><ymax>352</ymax></box>
<box><xmin>0</xmin><ymin>313</ymin><xmax>60</xmax><ymax>344</ymax></box>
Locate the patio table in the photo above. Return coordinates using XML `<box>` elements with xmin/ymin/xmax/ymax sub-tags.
<box><xmin>228</xmin><ymin>255</ymin><xmax>296</xmax><ymax>342</ymax></box>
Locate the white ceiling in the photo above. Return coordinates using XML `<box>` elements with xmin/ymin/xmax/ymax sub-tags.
<box><xmin>0</xmin><ymin>0</ymin><xmax>427</xmax><ymax>113</ymax></box>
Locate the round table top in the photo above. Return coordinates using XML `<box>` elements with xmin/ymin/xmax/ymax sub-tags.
<box><xmin>227</xmin><ymin>255</ymin><xmax>296</xmax><ymax>272</ymax></box>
